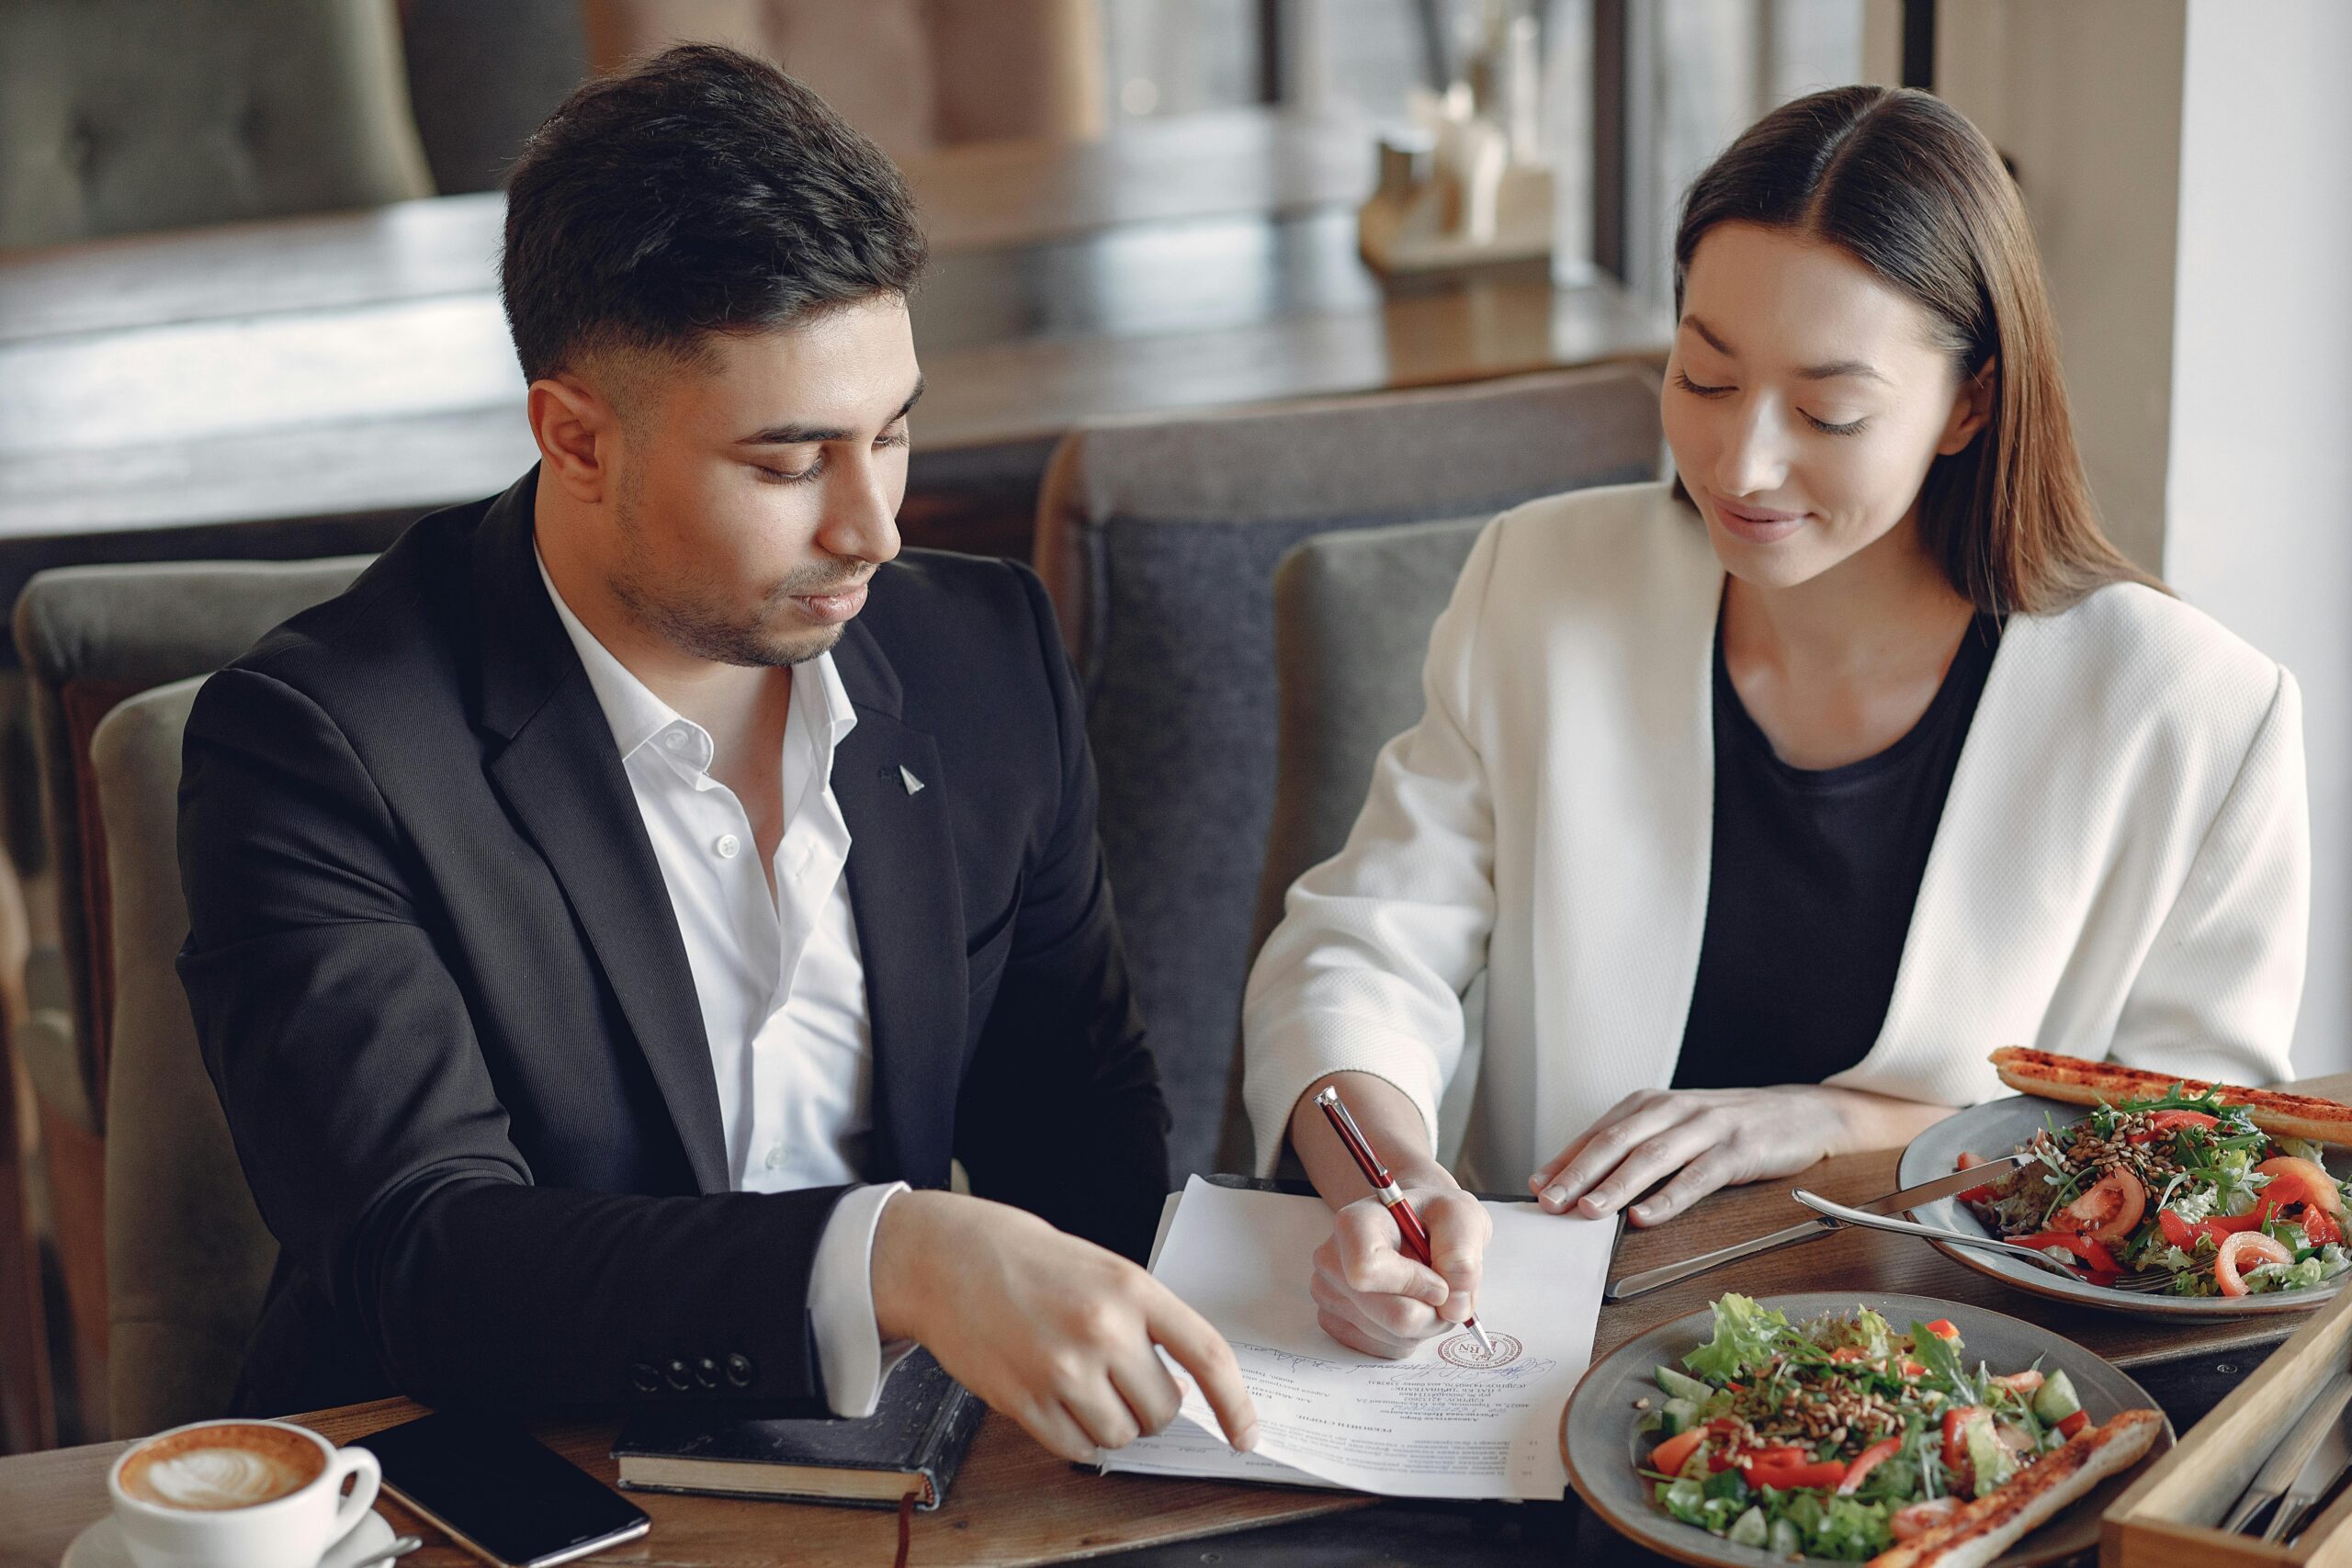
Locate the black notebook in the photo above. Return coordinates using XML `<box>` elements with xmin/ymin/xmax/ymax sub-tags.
<box><xmin>610</xmin><ymin>1349</ymin><xmax>984</xmax><ymax>1510</ymax></box>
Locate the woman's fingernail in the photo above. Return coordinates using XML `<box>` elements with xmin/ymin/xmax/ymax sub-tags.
<box><xmin>1631</xmin><ymin>1202</ymin><xmax>1657</xmax><ymax>1224</ymax></box>
<box><xmin>1529</xmin><ymin>1172</ymin><xmax>1550</xmax><ymax>1191</ymax></box>
<box><xmin>1542</xmin><ymin>1185</ymin><xmax>1569</xmax><ymax>1207</ymax></box>
<box><xmin>1578</xmin><ymin>1192</ymin><xmax>1612</xmax><ymax>1217</ymax></box>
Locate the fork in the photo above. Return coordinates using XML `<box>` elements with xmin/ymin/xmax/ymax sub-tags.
<box><xmin>1789</xmin><ymin>1190</ymin><xmax>2178</xmax><ymax>1291</ymax></box>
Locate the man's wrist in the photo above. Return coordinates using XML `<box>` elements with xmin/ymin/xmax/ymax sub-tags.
<box><xmin>870</xmin><ymin>1188</ymin><xmax>960</xmax><ymax>1343</ymax></box>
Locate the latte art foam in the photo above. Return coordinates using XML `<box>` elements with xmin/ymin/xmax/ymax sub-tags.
<box><xmin>141</xmin><ymin>1447</ymin><xmax>310</xmax><ymax>1508</ymax></box>
<box><xmin>118</xmin><ymin>1422</ymin><xmax>326</xmax><ymax>1511</ymax></box>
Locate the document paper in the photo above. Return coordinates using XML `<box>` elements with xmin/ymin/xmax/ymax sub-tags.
<box><xmin>1099</xmin><ymin>1176</ymin><xmax>1614</xmax><ymax>1500</ymax></box>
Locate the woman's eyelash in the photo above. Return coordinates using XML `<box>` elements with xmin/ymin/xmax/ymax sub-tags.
<box><xmin>1676</xmin><ymin>370</ymin><xmax>1867</xmax><ymax>436</ymax></box>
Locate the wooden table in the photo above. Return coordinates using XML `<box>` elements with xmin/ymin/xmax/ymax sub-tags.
<box><xmin>0</xmin><ymin>107</ymin><xmax>1668</xmax><ymax>601</ymax></box>
<box><xmin>13</xmin><ymin>1079</ymin><xmax>2347</xmax><ymax>1566</ymax></box>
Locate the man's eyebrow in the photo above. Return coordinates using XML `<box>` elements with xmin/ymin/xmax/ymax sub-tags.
<box><xmin>734</xmin><ymin>376</ymin><xmax>926</xmax><ymax>446</ymax></box>
<box><xmin>1681</xmin><ymin>316</ymin><xmax>1886</xmax><ymax>384</ymax></box>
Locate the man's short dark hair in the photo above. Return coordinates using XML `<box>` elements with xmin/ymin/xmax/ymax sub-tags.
<box><xmin>500</xmin><ymin>44</ymin><xmax>927</xmax><ymax>386</ymax></box>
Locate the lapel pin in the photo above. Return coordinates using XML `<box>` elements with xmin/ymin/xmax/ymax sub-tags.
<box><xmin>899</xmin><ymin>764</ymin><xmax>926</xmax><ymax>796</ymax></box>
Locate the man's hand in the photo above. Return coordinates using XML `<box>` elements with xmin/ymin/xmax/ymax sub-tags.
<box><xmin>870</xmin><ymin>1190</ymin><xmax>1258</xmax><ymax>1461</ymax></box>
<box><xmin>1310</xmin><ymin>1177</ymin><xmax>1489</xmax><ymax>1359</ymax></box>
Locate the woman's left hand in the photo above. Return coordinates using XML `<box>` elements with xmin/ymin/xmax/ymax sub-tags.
<box><xmin>1527</xmin><ymin>1086</ymin><xmax>1952</xmax><ymax>1227</ymax></box>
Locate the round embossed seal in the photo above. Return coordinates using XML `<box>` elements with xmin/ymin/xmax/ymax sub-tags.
<box><xmin>1438</xmin><ymin>1330</ymin><xmax>1524</xmax><ymax>1368</ymax></box>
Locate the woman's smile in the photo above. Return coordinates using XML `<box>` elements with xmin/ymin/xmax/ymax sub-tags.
<box><xmin>1706</xmin><ymin>491</ymin><xmax>1812</xmax><ymax>545</ymax></box>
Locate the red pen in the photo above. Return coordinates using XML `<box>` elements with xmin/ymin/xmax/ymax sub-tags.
<box><xmin>1314</xmin><ymin>1085</ymin><xmax>1497</xmax><ymax>1357</ymax></box>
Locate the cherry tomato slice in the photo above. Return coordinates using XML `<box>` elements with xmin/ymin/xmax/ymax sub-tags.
<box><xmin>1648</xmin><ymin>1428</ymin><xmax>1705</xmax><ymax>1475</ymax></box>
<box><xmin>2216</xmin><ymin>1230</ymin><xmax>2294</xmax><ymax>1296</ymax></box>
<box><xmin>1893</xmin><ymin>1497</ymin><xmax>1962</xmax><ymax>1540</ymax></box>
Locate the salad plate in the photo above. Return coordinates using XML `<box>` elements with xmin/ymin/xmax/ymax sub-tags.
<box><xmin>1563</xmin><ymin>1292</ymin><xmax>2170</xmax><ymax>1567</ymax></box>
<box><xmin>1898</xmin><ymin>1092</ymin><xmax>2352</xmax><ymax>1319</ymax></box>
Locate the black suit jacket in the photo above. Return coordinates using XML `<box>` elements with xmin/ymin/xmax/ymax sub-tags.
<box><xmin>176</xmin><ymin>468</ymin><xmax>1170</xmax><ymax>1417</ymax></box>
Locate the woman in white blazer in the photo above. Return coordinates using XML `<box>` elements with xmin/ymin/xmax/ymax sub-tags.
<box><xmin>1243</xmin><ymin>85</ymin><xmax>2309</xmax><ymax>1359</ymax></box>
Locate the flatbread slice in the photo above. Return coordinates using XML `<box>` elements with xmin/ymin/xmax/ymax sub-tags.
<box><xmin>1867</xmin><ymin>1408</ymin><xmax>2163</xmax><ymax>1568</ymax></box>
<box><xmin>1990</xmin><ymin>1047</ymin><xmax>2352</xmax><ymax>1146</ymax></box>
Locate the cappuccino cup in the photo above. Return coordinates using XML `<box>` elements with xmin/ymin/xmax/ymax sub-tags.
<box><xmin>107</xmin><ymin>1418</ymin><xmax>379</xmax><ymax>1568</ymax></box>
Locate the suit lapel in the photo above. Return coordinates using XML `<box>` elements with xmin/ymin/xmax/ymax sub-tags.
<box><xmin>830</xmin><ymin>619</ymin><xmax>964</xmax><ymax>1190</ymax></box>
<box><xmin>469</xmin><ymin>470</ymin><xmax>731</xmax><ymax>1195</ymax></box>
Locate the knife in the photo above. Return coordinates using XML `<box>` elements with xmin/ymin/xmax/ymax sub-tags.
<box><xmin>2220</xmin><ymin>1367</ymin><xmax>2352</xmax><ymax>1535</ymax></box>
<box><xmin>2267</xmin><ymin>1376</ymin><xmax>2352</xmax><ymax>1541</ymax></box>
<box><xmin>1604</xmin><ymin>1151</ymin><xmax>2031</xmax><ymax>1303</ymax></box>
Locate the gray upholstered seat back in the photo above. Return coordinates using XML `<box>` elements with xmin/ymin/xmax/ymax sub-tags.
<box><xmin>1034</xmin><ymin>366</ymin><xmax>1661</xmax><ymax>1179</ymax></box>
<box><xmin>96</xmin><ymin>677</ymin><xmax>276</xmax><ymax>1438</ymax></box>
<box><xmin>0</xmin><ymin>0</ymin><xmax>432</xmax><ymax>249</ymax></box>
<box><xmin>14</xmin><ymin>557</ymin><xmax>375</xmax><ymax>1136</ymax></box>
<box><xmin>1226</xmin><ymin>517</ymin><xmax>1490</xmax><ymax>1169</ymax></box>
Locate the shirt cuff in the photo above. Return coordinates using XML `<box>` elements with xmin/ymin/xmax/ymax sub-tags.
<box><xmin>808</xmin><ymin>1180</ymin><xmax>916</xmax><ymax>1418</ymax></box>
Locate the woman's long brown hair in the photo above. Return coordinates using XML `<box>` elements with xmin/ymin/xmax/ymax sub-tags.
<box><xmin>1674</xmin><ymin>85</ymin><xmax>2160</xmax><ymax>616</ymax></box>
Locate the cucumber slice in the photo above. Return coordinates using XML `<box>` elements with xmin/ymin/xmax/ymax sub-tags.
<box><xmin>1727</xmin><ymin>1506</ymin><xmax>1769</xmax><ymax>1548</ymax></box>
<box><xmin>1965</xmin><ymin>1417</ymin><xmax>2011</xmax><ymax>1498</ymax></box>
<box><xmin>1656</xmin><ymin>1365</ymin><xmax>1716</xmax><ymax>1404</ymax></box>
<box><xmin>2031</xmin><ymin>1370</ymin><xmax>2083</xmax><ymax>1426</ymax></box>
<box><xmin>1657</xmin><ymin>1397</ymin><xmax>1703</xmax><ymax>1437</ymax></box>
<box><xmin>1769</xmin><ymin>1517</ymin><xmax>1803</xmax><ymax>1556</ymax></box>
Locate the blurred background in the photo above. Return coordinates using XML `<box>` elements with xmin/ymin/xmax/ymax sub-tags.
<box><xmin>0</xmin><ymin>0</ymin><xmax>2343</xmax><ymax>1468</ymax></box>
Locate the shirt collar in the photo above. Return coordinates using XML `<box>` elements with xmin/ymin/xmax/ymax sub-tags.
<box><xmin>533</xmin><ymin>547</ymin><xmax>858</xmax><ymax>766</ymax></box>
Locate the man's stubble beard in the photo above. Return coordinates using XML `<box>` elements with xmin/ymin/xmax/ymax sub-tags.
<box><xmin>605</xmin><ymin>471</ymin><xmax>854</xmax><ymax>669</ymax></box>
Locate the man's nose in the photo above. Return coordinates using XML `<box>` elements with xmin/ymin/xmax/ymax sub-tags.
<box><xmin>820</xmin><ymin>449</ymin><xmax>902</xmax><ymax>565</ymax></box>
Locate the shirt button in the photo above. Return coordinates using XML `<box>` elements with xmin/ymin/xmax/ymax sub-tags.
<box><xmin>763</xmin><ymin>1144</ymin><xmax>785</xmax><ymax>1170</ymax></box>
<box><xmin>664</xmin><ymin>730</ymin><xmax>687</xmax><ymax>751</ymax></box>
<box><xmin>715</xmin><ymin>834</ymin><xmax>741</xmax><ymax>859</ymax></box>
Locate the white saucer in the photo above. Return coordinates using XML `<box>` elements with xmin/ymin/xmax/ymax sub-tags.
<box><xmin>62</xmin><ymin>1506</ymin><xmax>396</xmax><ymax>1568</ymax></box>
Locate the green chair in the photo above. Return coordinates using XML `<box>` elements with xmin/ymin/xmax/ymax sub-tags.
<box><xmin>95</xmin><ymin>677</ymin><xmax>277</xmax><ymax>1437</ymax></box>
<box><xmin>0</xmin><ymin>0</ymin><xmax>432</xmax><ymax>249</ymax></box>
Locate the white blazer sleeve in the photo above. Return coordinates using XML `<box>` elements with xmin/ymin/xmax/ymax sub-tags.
<box><xmin>2107</xmin><ymin>665</ymin><xmax>2308</xmax><ymax>1087</ymax></box>
<box><xmin>1241</xmin><ymin>517</ymin><xmax>1504</xmax><ymax>1174</ymax></box>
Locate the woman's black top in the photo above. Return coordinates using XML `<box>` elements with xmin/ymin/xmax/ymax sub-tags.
<box><xmin>1673</xmin><ymin>614</ymin><xmax>2003</xmax><ymax>1089</ymax></box>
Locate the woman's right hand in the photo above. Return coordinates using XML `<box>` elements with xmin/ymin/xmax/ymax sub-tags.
<box><xmin>1309</xmin><ymin>1179</ymin><xmax>1491</xmax><ymax>1359</ymax></box>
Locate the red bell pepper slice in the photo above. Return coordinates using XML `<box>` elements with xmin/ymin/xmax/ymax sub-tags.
<box><xmin>1922</xmin><ymin>1318</ymin><xmax>1962</xmax><ymax>1341</ymax></box>
<box><xmin>1838</xmin><ymin>1437</ymin><xmax>1905</xmax><ymax>1495</ymax></box>
<box><xmin>2014</xmin><ymin>1231</ymin><xmax>2121</xmax><ymax>1274</ymax></box>
<box><xmin>1940</xmin><ymin>1407</ymin><xmax>1985</xmax><ymax>1494</ymax></box>
<box><xmin>2158</xmin><ymin>1204</ymin><xmax>2279</xmax><ymax>1250</ymax></box>
<box><xmin>2056</xmin><ymin>1410</ymin><xmax>2090</xmax><ymax>1438</ymax></box>
<box><xmin>1746</xmin><ymin>1459</ymin><xmax>1850</xmax><ymax>1492</ymax></box>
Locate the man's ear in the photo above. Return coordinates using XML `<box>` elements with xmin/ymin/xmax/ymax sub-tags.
<box><xmin>526</xmin><ymin>373</ymin><xmax>618</xmax><ymax>502</ymax></box>
<box><xmin>1936</xmin><ymin>358</ymin><xmax>1997</xmax><ymax>457</ymax></box>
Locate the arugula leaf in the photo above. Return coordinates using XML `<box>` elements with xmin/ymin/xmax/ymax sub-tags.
<box><xmin>2115</xmin><ymin>1083</ymin><xmax>2233</xmax><ymax>1116</ymax></box>
<box><xmin>1907</xmin><ymin>1320</ymin><xmax>1973</xmax><ymax>1395</ymax></box>
<box><xmin>1683</xmin><ymin>1293</ymin><xmax>1792</xmax><ymax>1382</ymax></box>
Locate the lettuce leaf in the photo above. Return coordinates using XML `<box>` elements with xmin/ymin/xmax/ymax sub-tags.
<box><xmin>1682</xmin><ymin>1293</ymin><xmax>1792</xmax><ymax>1381</ymax></box>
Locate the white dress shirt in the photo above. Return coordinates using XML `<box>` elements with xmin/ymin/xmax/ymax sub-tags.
<box><xmin>537</xmin><ymin>553</ymin><xmax>908</xmax><ymax>1416</ymax></box>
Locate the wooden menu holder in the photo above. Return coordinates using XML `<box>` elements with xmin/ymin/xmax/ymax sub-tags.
<box><xmin>2106</xmin><ymin>1283</ymin><xmax>2352</xmax><ymax>1566</ymax></box>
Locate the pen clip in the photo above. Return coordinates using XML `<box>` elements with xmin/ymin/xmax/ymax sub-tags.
<box><xmin>1315</xmin><ymin>1086</ymin><xmax>1394</xmax><ymax>1190</ymax></box>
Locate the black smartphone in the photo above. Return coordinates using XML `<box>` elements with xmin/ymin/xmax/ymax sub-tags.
<box><xmin>362</xmin><ymin>1411</ymin><xmax>651</xmax><ymax>1568</ymax></box>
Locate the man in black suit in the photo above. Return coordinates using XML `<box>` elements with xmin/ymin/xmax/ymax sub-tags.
<box><xmin>177</xmin><ymin>44</ymin><xmax>1254</xmax><ymax>1461</ymax></box>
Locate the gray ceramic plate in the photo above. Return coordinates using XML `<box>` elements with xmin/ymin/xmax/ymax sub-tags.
<box><xmin>1898</xmin><ymin>1095</ymin><xmax>2348</xmax><ymax>1319</ymax></box>
<box><xmin>1563</xmin><ymin>1292</ymin><xmax>2172</xmax><ymax>1568</ymax></box>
